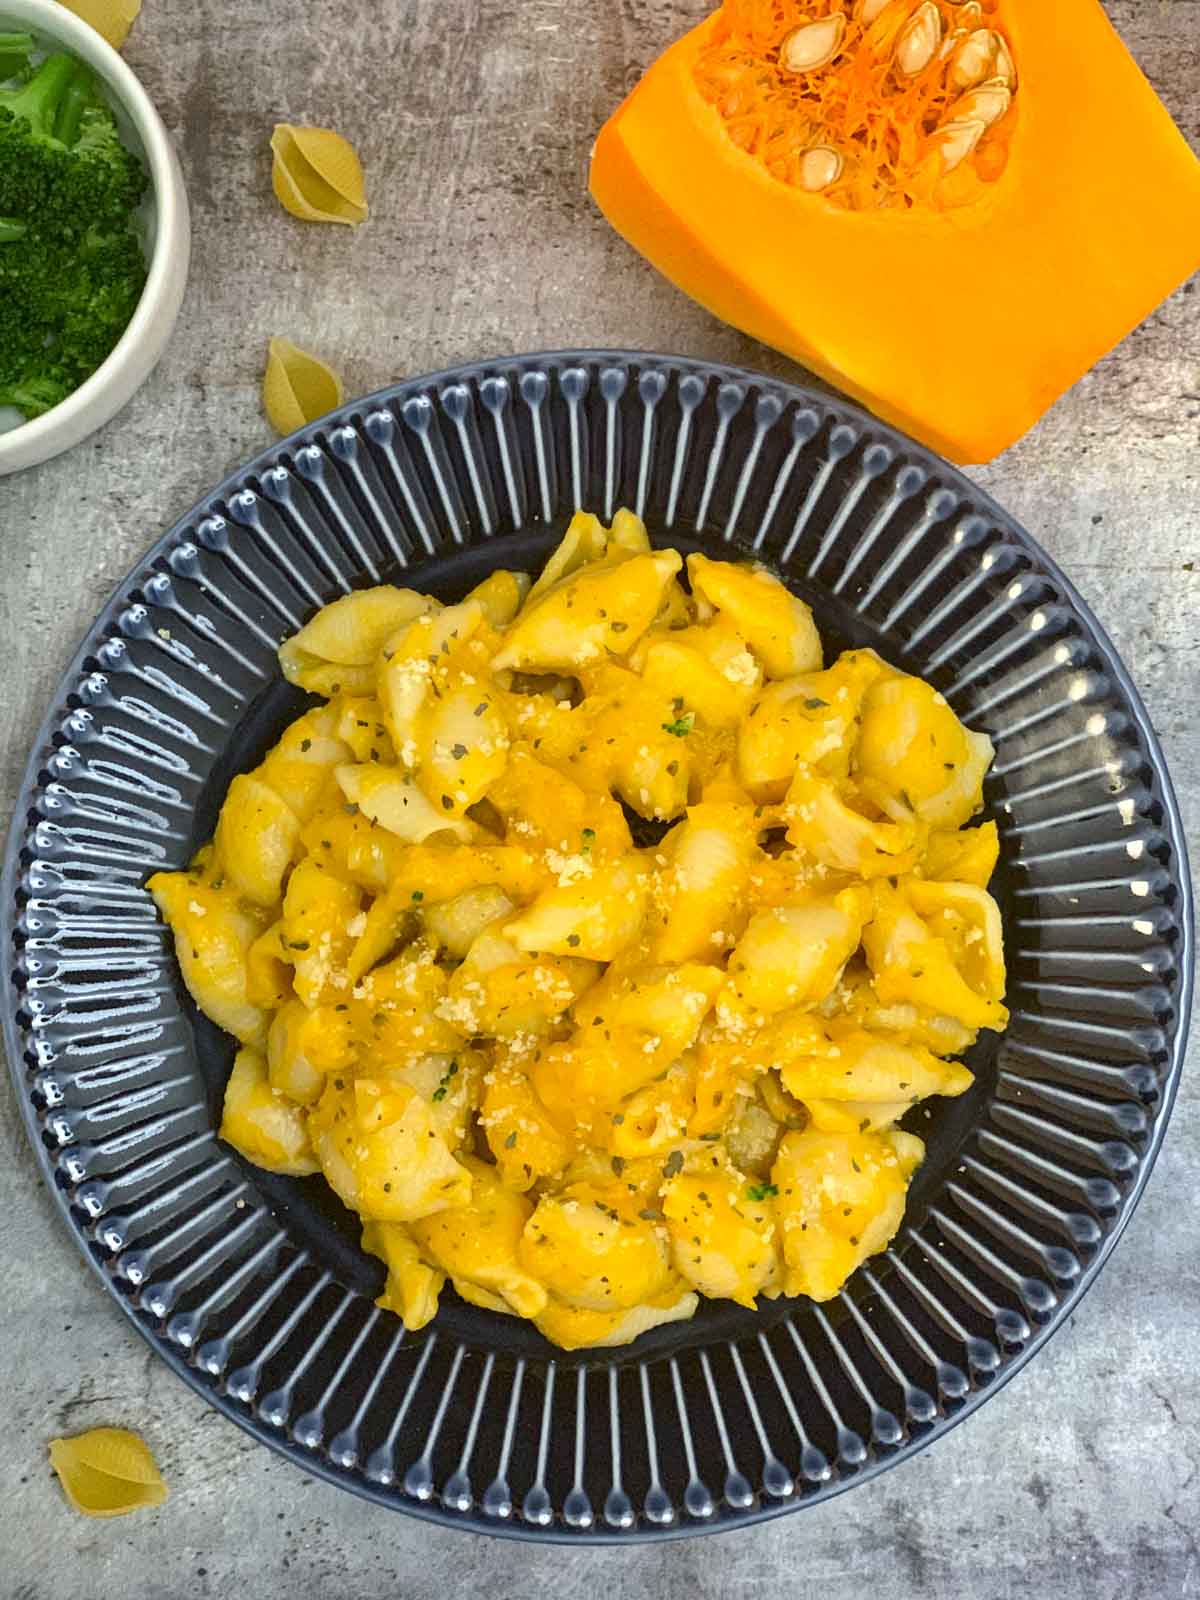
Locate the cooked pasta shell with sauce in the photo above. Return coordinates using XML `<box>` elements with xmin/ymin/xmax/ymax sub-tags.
<box><xmin>737</xmin><ymin>649</ymin><xmax>887</xmax><ymax>799</ymax></box>
<box><xmin>152</xmin><ymin>513</ymin><xmax>1007</xmax><ymax>1348</ymax></box>
<box><xmin>802</xmin><ymin>1097</ymin><xmax>909</xmax><ymax>1134</ymax></box>
<box><xmin>466</xmin><ymin>568</ymin><xmax>531</xmax><ymax>626</ymax></box>
<box><xmin>608</xmin><ymin>1064</ymin><xmax>695</xmax><ymax>1158</ymax></box>
<box><xmin>267</xmin><ymin>997</ymin><xmax>354</xmax><ymax>1105</ymax></box>
<box><xmin>527</xmin><ymin>510</ymin><xmax>609</xmax><ymax>599</ymax></box>
<box><xmin>245</xmin><ymin>920</ymin><xmax>293</xmax><ymax>1009</ymax></box>
<box><xmin>420</xmin><ymin>686</ymin><xmax>511</xmax><ymax>816</ymax></box>
<box><xmin>920</xmin><ymin>820</ymin><xmax>1000</xmax><ymax>887</ymax></box>
<box><xmin>561</xmin><ymin>661</ymin><xmax>695</xmax><ymax>821</ymax></box>
<box><xmin>147</xmin><ymin>872</ymin><xmax>270</xmax><ymax>1046</ymax></box>
<box><xmin>639</xmin><ymin>618</ymin><xmax>763</xmax><ymax>730</ymax></box>
<box><xmin>280</xmin><ymin>856</ymin><xmax>361</xmax><ymax>1005</ymax></box>
<box><xmin>480</xmin><ymin>1058</ymin><xmax>573</xmax><ymax>1187</ymax></box>
<box><xmin>533</xmin><ymin>1289</ymin><xmax>699</xmax><ymax>1351</ymax></box>
<box><xmin>488</xmin><ymin>744</ymin><xmax>632</xmax><ymax>861</ymax></box>
<box><xmin>785</xmin><ymin>769</ymin><xmax>926</xmax><ymax>877</ymax></box>
<box><xmin>220</xmin><ymin>1047</ymin><xmax>319</xmax><ymax>1175</ymax></box>
<box><xmin>257</xmin><ymin>705</ymin><xmax>353</xmax><ymax>822</ymax></box>
<box><xmin>648</xmin><ymin>802</ymin><xmax>759</xmax><ymax>963</ymax></box>
<box><xmin>864</xmin><ymin>877</ymin><xmax>1007</xmax><ymax>1031</ymax></box>
<box><xmin>363</xmin><ymin>1221</ymin><xmax>445</xmax><ymax>1331</ymax></box>
<box><xmin>270</xmin><ymin>123</ymin><xmax>369</xmax><ymax>225</ymax></box>
<box><xmin>772</xmin><ymin>1126</ymin><xmax>924</xmax><ymax>1300</ymax></box>
<box><xmin>445</xmin><ymin>931</ymin><xmax>598</xmax><ymax>1039</ymax></box>
<box><xmin>214</xmin><ymin>773</ymin><xmax>301</xmax><ymax>907</ymax></box>
<box><xmin>492</xmin><ymin>549</ymin><xmax>682</xmax><ymax>674</ymax></box>
<box><xmin>776</xmin><ymin>1022</ymin><xmax>974</xmax><ymax>1104</ymax></box>
<box><xmin>519</xmin><ymin>1190</ymin><xmax>673</xmax><ymax>1311</ymax></box>
<box><xmin>335</xmin><ymin>761</ymin><xmax>474</xmax><ymax>844</ymax></box>
<box><xmin>727</xmin><ymin>885</ymin><xmax>872</xmax><ymax>1012</ymax></box>
<box><xmin>662</xmin><ymin>1168</ymin><xmax>779</xmax><ymax>1307</ymax></box>
<box><xmin>687</xmin><ymin>553</ymin><xmax>822</xmax><ymax>678</ymax></box>
<box><xmin>421</xmin><ymin>884</ymin><xmax>514</xmax><ymax>958</ymax></box>
<box><xmin>309</xmin><ymin>1076</ymin><xmax>472</xmax><ymax>1222</ymax></box>
<box><xmin>608</xmin><ymin>506</ymin><xmax>652</xmax><ymax>554</ymax></box>
<box><xmin>856</xmin><ymin>675</ymin><xmax>994</xmax><ymax>827</ymax></box>
<box><xmin>284</xmin><ymin>586</ymin><xmax>432</xmax><ymax>671</ymax></box>
<box><xmin>503</xmin><ymin>855</ymin><xmax>649</xmax><ymax>961</ymax></box>
<box><xmin>411</xmin><ymin>1159</ymin><xmax>547</xmax><ymax>1316</ymax></box>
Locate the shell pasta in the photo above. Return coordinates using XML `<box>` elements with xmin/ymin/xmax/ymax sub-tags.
<box><xmin>149</xmin><ymin>510</ymin><xmax>1008</xmax><ymax>1350</ymax></box>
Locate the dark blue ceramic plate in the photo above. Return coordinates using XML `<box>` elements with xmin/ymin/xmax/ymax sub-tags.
<box><xmin>3</xmin><ymin>352</ymin><xmax>1191</xmax><ymax>1541</ymax></box>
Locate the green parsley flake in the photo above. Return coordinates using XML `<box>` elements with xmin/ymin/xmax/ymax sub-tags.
<box><xmin>431</xmin><ymin>1058</ymin><xmax>459</xmax><ymax>1102</ymax></box>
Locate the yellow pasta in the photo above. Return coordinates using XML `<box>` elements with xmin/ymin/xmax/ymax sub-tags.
<box><xmin>262</xmin><ymin>337</ymin><xmax>345</xmax><ymax>435</ymax></box>
<box><xmin>48</xmin><ymin>1428</ymin><xmax>167</xmax><ymax>1518</ymax></box>
<box><xmin>270</xmin><ymin>124</ymin><xmax>369</xmax><ymax>225</ymax></box>
<box><xmin>151</xmin><ymin>509</ymin><xmax>1007</xmax><ymax>1348</ymax></box>
<box><xmin>58</xmin><ymin>0</ymin><xmax>141</xmax><ymax>49</ymax></box>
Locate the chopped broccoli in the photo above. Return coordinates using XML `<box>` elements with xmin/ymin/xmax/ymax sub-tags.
<box><xmin>0</xmin><ymin>44</ymin><xmax>149</xmax><ymax>420</ymax></box>
<box><xmin>0</xmin><ymin>31</ymin><xmax>32</xmax><ymax>82</ymax></box>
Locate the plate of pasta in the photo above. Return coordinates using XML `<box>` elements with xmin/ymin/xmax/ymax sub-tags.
<box><xmin>4</xmin><ymin>351</ymin><xmax>1189</xmax><ymax>1539</ymax></box>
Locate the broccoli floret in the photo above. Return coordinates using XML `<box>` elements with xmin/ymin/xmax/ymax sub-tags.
<box><xmin>0</xmin><ymin>371</ymin><xmax>75</xmax><ymax>419</ymax></box>
<box><xmin>0</xmin><ymin>46</ymin><xmax>149</xmax><ymax>420</ymax></box>
<box><xmin>0</xmin><ymin>53</ymin><xmax>147</xmax><ymax>229</ymax></box>
<box><xmin>0</xmin><ymin>31</ymin><xmax>35</xmax><ymax>81</ymax></box>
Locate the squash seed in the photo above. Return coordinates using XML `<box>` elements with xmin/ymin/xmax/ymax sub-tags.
<box><xmin>854</xmin><ymin>0</ymin><xmax>891</xmax><ymax>23</ymax></box>
<box><xmin>895</xmin><ymin>2</ymin><xmax>941</xmax><ymax>75</ymax></box>
<box><xmin>991</xmin><ymin>32</ymin><xmax>1016</xmax><ymax>87</ymax></box>
<box><xmin>947</xmin><ymin>26</ymin><xmax>995</xmax><ymax>91</ymax></box>
<box><xmin>897</xmin><ymin>3</ymin><xmax>941</xmax><ymax>74</ymax></box>
<box><xmin>799</xmin><ymin>145</ymin><xmax>844</xmax><ymax>190</ymax></box>
<box><xmin>780</xmin><ymin>13</ymin><xmax>847</xmax><ymax>72</ymax></box>
<box><xmin>949</xmin><ymin>81</ymin><xmax>1011</xmax><ymax>128</ymax></box>
<box><xmin>932</xmin><ymin>117</ymin><xmax>986</xmax><ymax>173</ymax></box>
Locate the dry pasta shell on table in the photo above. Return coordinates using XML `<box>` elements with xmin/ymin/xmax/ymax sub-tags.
<box><xmin>48</xmin><ymin>1428</ymin><xmax>168</xmax><ymax>1518</ymax></box>
<box><xmin>270</xmin><ymin>124</ymin><xmax>369</xmax><ymax>225</ymax></box>
<box><xmin>262</xmin><ymin>337</ymin><xmax>344</xmax><ymax>435</ymax></box>
<box><xmin>58</xmin><ymin>0</ymin><xmax>141</xmax><ymax>48</ymax></box>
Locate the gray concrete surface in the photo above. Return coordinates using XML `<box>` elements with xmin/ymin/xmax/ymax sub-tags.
<box><xmin>1</xmin><ymin>1</ymin><xmax>1197</xmax><ymax>1595</ymax></box>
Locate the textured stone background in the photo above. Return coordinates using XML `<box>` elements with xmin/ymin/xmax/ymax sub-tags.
<box><xmin>1</xmin><ymin>1</ymin><xmax>1197</xmax><ymax>1595</ymax></box>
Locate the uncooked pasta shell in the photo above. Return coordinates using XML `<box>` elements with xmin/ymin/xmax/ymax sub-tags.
<box><xmin>270</xmin><ymin>123</ymin><xmax>368</xmax><ymax>225</ymax></box>
<box><xmin>48</xmin><ymin>1428</ymin><xmax>168</xmax><ymax>1518</ymax></box>
<box><xmin>58</xmin><ymin>0</ymin><xmax>141</xmax><ymax>48</ymax></box>
<box><xmin>262</xmin><ymin>336</ymin><xmax>345</xmax><ymax>435</ymax></box>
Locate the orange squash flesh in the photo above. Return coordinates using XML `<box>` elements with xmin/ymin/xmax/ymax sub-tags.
<box><xmin>590</xmin><ymin>1</ymin><xmax>1200</xmax><ymax>464</ymax></box>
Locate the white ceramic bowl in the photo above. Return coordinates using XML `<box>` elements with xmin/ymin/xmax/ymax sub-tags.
<box><xmin>0</xmin><ymin>0</ymin><xmax>189</xmax><ymax>475</ymax></box>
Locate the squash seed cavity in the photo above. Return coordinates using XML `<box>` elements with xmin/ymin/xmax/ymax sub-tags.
<box><xmin>694</xmin><ymin>0</ymin><xmax>1018</xmax><ymax>211</ymax></box>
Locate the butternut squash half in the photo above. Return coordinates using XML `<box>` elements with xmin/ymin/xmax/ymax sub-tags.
<box><xmin>590</xmin><ymin>0</ymin><xmax>1200</xmax><ymax>463</ymax></box>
